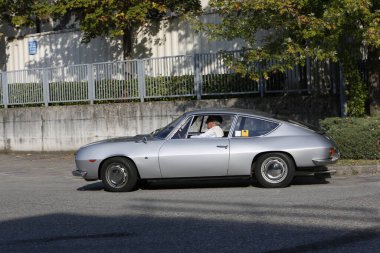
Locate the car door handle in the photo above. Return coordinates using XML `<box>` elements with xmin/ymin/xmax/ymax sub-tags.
<box><xmin>216</xmin><ymin>145</ymin><xmax>228</xmax><ymax>149</ymax></box>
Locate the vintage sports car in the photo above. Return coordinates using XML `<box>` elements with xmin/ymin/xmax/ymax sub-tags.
<box><xmin>73</xmin><ymin>108</ymin><xmax>340</xmax><ymax>191</ymax></box>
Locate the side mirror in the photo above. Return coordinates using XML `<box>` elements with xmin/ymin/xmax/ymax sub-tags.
<box><xmin>135</xmin><ymin>136</ymin><xmax>148</xmax><ymax>144</ymax></box>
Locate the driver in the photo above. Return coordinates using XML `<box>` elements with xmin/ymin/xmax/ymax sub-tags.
<box><xmin>192</xmin><ymin>115</ymin><xmax>224</xmax><ymax>138</ymax></box>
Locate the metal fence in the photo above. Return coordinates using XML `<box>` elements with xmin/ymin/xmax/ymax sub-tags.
<box><xmin>6</xmin><ymin>69</ymin><xmax>44</xmax><ymax>105</ymax></box>
<box><xmin>94</xmin><ymin>60</ymin><xmax>140</xmax><ymax>101</ymax></box>
<box><xmin>0</xmin><ymin>51</ymin><xmax>340</xmax><ymax>107</ymax></box>
<box><xmin>144</xmin><ymin>55</ymin><xmax>194</xmax><ymax>98</ymax></box>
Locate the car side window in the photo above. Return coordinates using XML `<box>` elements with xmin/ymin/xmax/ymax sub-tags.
<box><xmin>172</xmin><ymin>117</ymin><xmax>192</xmax><ymax>139</ymax></box>
<box><xmin>217</xmin><ymin>115</ymin><xmax>233</xmax><ymax>136</ymax></box>
<box><xmin>233</xmin><ymin>116</ymin><xmax>279</xmax><ymax>137</ymax></box>
<box><xmin>172</xmin><ymin>114</ymin><xmax>234</xmax><ymax>139</ymax></box>
<box><xmin>188</xmin><ymin>116</ymin><xmax>203</xmax><ymax>135</ymax></box>
<box><xmin>190</xmin><ymin>114</ymin><xmax>234</xmax><ymax>138</ymax></box>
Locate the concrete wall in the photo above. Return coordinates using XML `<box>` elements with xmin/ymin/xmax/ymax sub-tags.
<box><xmin>0</xmin><ymin>96</ymin><xmax>340</xmax><ymax>151</ymax></box>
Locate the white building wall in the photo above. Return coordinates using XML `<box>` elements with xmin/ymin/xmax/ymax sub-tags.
<box><xmin>6</xmin><ymin>29</ymin><xmax>123</xmax><ymax>71</ymax></box>
<box><xmin>5</xmin><ymin>5</ymin><xmax>246</xmax><ymax>71</ymax></box>
<box><xmin>133</xmin><ymin>14</ymin><xmax>246</xmax><ymax>59</ymax></box>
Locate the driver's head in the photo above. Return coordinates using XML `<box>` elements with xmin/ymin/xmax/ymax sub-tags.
<box><xmin>206</xmin><ymin>115</ymin><xmax>223</xmax><ymax>128</ymax></box>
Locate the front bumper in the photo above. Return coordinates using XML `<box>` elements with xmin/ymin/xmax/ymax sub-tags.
<box><xmin>72</xmin><ymin>168</ymin><xmax>98</xmax><ymax>181</ymax></box>
<box><xmin>72</xmin><ymin>169</ymin><xmax>88</xmax><ymax>178</ymax></box>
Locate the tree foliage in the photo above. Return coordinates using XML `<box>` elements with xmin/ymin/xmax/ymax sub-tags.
<box><xmin>50</xmin><ymin>0</ymin><xmax>201</xmax><ymax>57</ymax></box>
<box><xmin>0</xmin><ymin>0</ymin><xmax>202</xmax><ymax>57</ymax></box>
<box><xmin>50</xmin><ymin>0</ymin><xmax>200</xmax><ymax>39</ymax></box>
<box><xmin>196</xmin><ymin>0</ymin><xmax>380</xmax><ymax>116</ymax></box>
<box><xmin>0</xmin><ymin>0</ymin><xmax>50</xmax><ymax>32</ymax></box>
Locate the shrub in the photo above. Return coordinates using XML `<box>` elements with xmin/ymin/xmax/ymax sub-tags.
<box><xmin>145</xmin><ymin>75</ymin><xmax>194</xmax><ymax>97</ymax></box>
<box><xmin>320</xmin><ymin>117</ymin><xmax>380</xmax><ymax>160</ymax></box>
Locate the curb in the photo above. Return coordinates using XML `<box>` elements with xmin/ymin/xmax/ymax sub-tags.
<box><xmin>329</xmin><ymin>164</ymin><xmax>380</xmax><ymax>177</ymax></box>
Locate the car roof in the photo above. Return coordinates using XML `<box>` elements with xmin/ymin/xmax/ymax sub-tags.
<box><xmin>182</xmin><ymin>108</ymin><xmax>322</xmax><ymax>132</ymax></box>
<box><xmin>184</xmin><ymin>108</ymin><xmax>280</xmax><ymax>122</ymax></box>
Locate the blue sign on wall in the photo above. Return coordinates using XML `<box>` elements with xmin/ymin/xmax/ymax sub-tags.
<box><xmin>28</xmin><ymin>40</ymin><xmax>38</xmax><ymax>55</ymax></box>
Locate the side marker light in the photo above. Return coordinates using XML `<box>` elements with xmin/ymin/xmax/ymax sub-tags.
<box><xmin>329</xmin><ymin>148</ymin><xmax>336</xmax><ymax>157</ymax></box>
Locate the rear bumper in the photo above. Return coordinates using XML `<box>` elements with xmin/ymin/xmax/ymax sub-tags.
<box><xmin>312</xmin><ymin>157</ymin><xmax>339</xmax><ymax>166</ymax></box>
<box><xmin>296</xmin><ymin>168</ymin><xmax>337</xmax><ymax>176</ymax></box>
<box><xmin>296</xmin><ymin>170</ymin><xmax>336</xmax><ymax>177</ymax></box>
<box><xmin>312</xmin><ymin>152</ymin><xmax>340</xmax><ymax>166</ymax></box>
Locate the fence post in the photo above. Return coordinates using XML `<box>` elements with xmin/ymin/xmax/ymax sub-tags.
<box><xmin>330</xmin><ymin>60</ymin><xmax>336</xmax><ymax>95</ymax></box>
<box><xmin>258</xmin><ymin>63</ymin><xmax>265</xmax><ymax>97</ymax></box>
<box><xmin>1</xmin><ymin>72</ymin><xmax>8</xmax><ymax>108</ymax></box>
<box><xmin>339</xmin><ymin>63</ymin><xmax>347</xmax><ymax>117</ymax></box>
<box><xmin>42</xmin><ymin>69</ymin><xmax>49</xmax><ymax>107</ymax></box>
<box><xmin>193</xmin><ymin>54</ymin><xmax>202</xmax><ymax>100</ymax></box>
<box><xmin>306</xmin><ymin>57</ymin><xmax>312</xmax><ymax>94</ymax></box>
<box><xmin>137</xmin><ymin>60</ymin><xmax>145</xmax><ymax>102</ymax></box>
<box><xmin>87</xmin><ymin>64</ymin><xmax>95</xmax><ymax>104</ymax></box>
<box><xmin>259</xmin><ymin>78</ymin><xmax>265</xmax><ymax>97</ymax></box>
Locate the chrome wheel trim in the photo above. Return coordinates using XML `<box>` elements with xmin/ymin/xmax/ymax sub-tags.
<box><xmin>105</xmin><ymin>163</ymin><xmax>128</xmax><ymax>188</ymax></box>
<box><xmin>261</xmin><ymin>157</ymin><xmax>288</xmax><ymax>184</ymax></box>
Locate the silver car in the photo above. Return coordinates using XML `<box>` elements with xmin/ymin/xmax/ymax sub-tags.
<box><xmin>73</xmin><ymin>108</ymin><xmax>340</xmax><ymax>191</ymax></box>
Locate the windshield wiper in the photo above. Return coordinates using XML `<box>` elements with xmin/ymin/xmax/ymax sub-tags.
<box><xmin>150</xmin><ymin>128</ymin><xmax>162</xmax><ymax>136</ymax></box>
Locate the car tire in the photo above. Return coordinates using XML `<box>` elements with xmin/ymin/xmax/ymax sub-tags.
<box><xmin>101</xmin><ymin>157</ymin><xmax>138</xmax><ymax>192</ymax></box>
<box><xmin>254</xmin><ymin>153</ymin><xmax>295</xmax><ymax>188</ymax></box>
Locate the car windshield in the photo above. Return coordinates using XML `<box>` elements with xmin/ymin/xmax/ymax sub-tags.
<box><xmin>151</xmin><ymin>116</ymin><xmax>183</xmax><ymax>139</ymax></box>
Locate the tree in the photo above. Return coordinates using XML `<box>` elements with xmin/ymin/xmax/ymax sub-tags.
<box><xmin>0</xmin><ymin>0</ymin><xmax>49</xmax><ymax>33</ymax></box>
<box><xmin>196</xmin><ymin>0</ymin><xmax>380</xmax><ymax>116</ymax></box>
<box><xmin>0</xmin><ymin>0</ymin><xmax>202</xmax><ymax>58</ymax></box>
<box><xmin>50</xmin><ymin>0</ymin><xmax>202</xmax><ymax>59</ymax></box>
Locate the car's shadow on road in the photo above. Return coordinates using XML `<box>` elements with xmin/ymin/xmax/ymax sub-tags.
<box><xmin>77</xmin><ymin>182</ymin><xmax>104</xmax><ymax>191</ymax></box>
<box><xmin>292</xmin><ymin>176</ymin><xmax>330</xmax><ymax>185</ymax></box>
<box><xmin>77</xmin><ymin>176</ymin><xmax>329</xmax><ymax>191</ymax></box>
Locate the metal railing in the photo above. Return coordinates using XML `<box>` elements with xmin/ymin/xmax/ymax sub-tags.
<box><xmin>195</xmin><ymin>52</ymin><xmax>260</xmax><ymax>97</ymax></box>
<box><xmin>6</xmin><ymin>69</ymin><xmax>44</xmax><ymax>105</ymax></box>
<box><xmin>48</xmin><ymin>65</ymin><xmax>89</xmax><ymax>103</ymax></box>
<box><xmin>144</xmin><ymin>55</ymin><xmax>195</xmax><ymax>98</ymax></box>
<box><xmin>94</xmin><ymin>60</ymin><xmax>140</xmax><ymax>101</ymax></box>
<box><xmin>0</xmin><ymin>51</ymin><xmax>339</xmax><ymax>107</ymax></box>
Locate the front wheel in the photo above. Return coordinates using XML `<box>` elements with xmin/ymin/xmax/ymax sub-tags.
<box><xmin>254</xmin><ymin>153</ymin><xmax>295</xmax><ymax>188</ymax></box>
<box><xmin>101</xmin><ymin>157</ymin><xmax>138</xmax><ymax>192</ymax></box>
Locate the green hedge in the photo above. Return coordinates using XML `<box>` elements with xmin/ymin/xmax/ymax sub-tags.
<box><xmin>320</xmin><ymin>117</ymin><xmax>380</xmax><ymax>159</ymax></box>
<box><xmin>145</xmin><ymin>75</ymin><xmax>194</xmax><ymax>97</ymax></box>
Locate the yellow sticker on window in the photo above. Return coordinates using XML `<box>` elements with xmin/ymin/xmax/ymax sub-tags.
<box><xmin>242</xmin><ymin>130</ymin><xmax>249</xmax><ymax>137</ymax></box>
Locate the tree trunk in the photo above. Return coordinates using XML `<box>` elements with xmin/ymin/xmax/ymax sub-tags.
<box><xmin>122</xmin><ymin>27</ymin><xmax>133</xmax><ymax>60</ymax></box>
<box><xmin>367</xmin><ymin>48</ymin><xmax>380</xmax><ymax>116</ymax></box>
<box><xmin>35</xmin><ymin>18</ymin><xmax>41</xmax><ymax>33</ymax></box>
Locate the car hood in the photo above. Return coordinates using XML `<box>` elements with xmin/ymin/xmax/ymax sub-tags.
<box><xmin>80</xmin><ymin>135</ymin><xmax>153</xmax><ymax>148</ymax></box>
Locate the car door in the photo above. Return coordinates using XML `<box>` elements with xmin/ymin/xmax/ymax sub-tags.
<box><xmin>228</xmin><ymin>115</ymin><xmax>280</xmax><ymax>176</ymax></box>
<box><xmin>158</xmin><ymin>115</ymin><xmax>232</xmax><ymax>178</ymax></box>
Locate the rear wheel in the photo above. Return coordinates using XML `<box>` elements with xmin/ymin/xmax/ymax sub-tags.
<box><xmin>254</xmin><ymin>153</ymin><xmax>295</xmax><ymax>188</ymax></box>
<box><xmin>101</xmin><ymin>157</ymin><xmax>138</xmax><ymax>192</ymax></box>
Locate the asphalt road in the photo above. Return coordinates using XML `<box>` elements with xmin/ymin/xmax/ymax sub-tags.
<box><xmin>0</xmin><ymin>152</ymin><xmax>379</xmax><ymax>253</ymax></box>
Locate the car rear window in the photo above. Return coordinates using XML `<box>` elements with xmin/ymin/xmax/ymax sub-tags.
<box><xmin>233</xmin><ymin>116</ymin><xmax>279</xmax><ymax>137</ymax></box>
